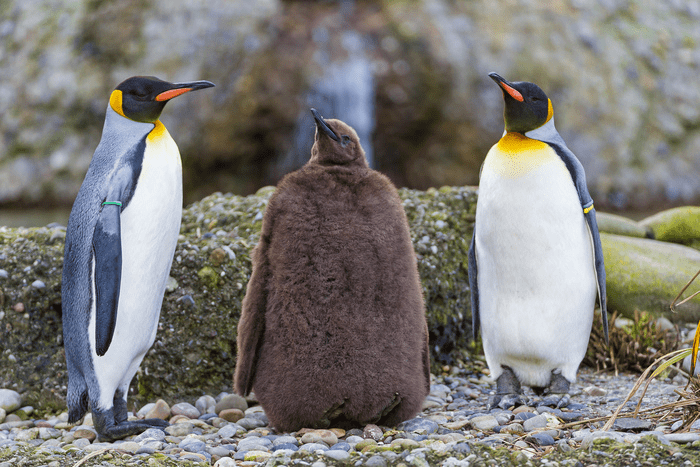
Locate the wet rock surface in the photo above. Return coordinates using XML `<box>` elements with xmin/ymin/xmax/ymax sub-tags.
<box><xmin>1</xmin><ymin>368</ymin><xmax>700</xmax><ymax>466</ymax></box>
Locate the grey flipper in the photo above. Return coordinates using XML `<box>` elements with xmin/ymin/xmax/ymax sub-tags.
<box><xmin>91</xmin><ymin>140</ymin><xmax>145</xmax><ymax>356</ymax></box>
<box><xmin>547</xmin><ymin>141</ymin><xmax>609</xmax><ymax>344</ymax></box>
<box><xmin>468</xmin><ymin>232</ymin><xmax>480</xmax><ymax>340</ymax></box>
<box><xmin>93</xmin><ymin>203</ymin><xmax>122</xmax><ymax>356</ymax></box>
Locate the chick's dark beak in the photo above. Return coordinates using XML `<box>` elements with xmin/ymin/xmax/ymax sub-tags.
<box><xmin>311</xmin><ymin>108</ymin><xmax>340</xmax><ymax>142</ymax></box>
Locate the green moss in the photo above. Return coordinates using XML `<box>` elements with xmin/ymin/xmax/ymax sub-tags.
<box><xmin>640</xmin><ymin>206</ymin><xmax>700</xmax><ymax>244</ymax></box>
<box><xmin>601</xmin><ymin>233</ymin><xmax>700</xmax><ymax>322</ymax></box>
<box><xmin>197</xmin><ymin>266</ymin><xmax>220</xmax><ymax>288</ymax></box>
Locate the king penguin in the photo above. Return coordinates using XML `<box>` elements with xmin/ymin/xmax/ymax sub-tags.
<box><xmin>62</xmin><ymin>76</ymin><xmax>214</xmax><ymax>441</ymax></box>
<box><xmin>234</xmin><ymin>109</ymin><xmax>430</xmax><ymax>432</ymax></box>
<box><xmin>468</xmin><ymin>73</ymin><xmax>608</xmax><ymax>409</ymax></box>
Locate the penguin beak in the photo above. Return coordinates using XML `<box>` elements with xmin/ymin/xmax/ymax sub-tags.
<box><xmin>155</xmin><ymin>80</ymin><xmax>215</xmax><ymax>102</ymax></box>
<box><xmin>489</xmin><ymin>72</ymin><xmax>524</xmax><ymax>102</ymax></box>
<box><xmin>311</xmin><ymin>108</ymin><xmax>340</xmax><ymax>142</ymax></box>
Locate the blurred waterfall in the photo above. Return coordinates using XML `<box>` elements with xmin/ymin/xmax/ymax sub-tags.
<box><xmin>275</xmin><ymin>29</ymin><xmax>375</xmax><ymax>177</ymax></box>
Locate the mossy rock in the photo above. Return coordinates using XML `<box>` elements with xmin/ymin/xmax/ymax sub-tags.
<box><xmin>596</xmin><ymin>212</ymin><xmax>652</xmax><ymax>239</ymax></box>
<box><xmin>601</xmin><ymin>233</ymin><xmax>700</xmax><ymax>322</ymax></box>
<box><xmin>0</xmin><ymin>186</ymin><xmax>476</xmax><ymax>414</ymax></box>
<box><xmin>640</xmin><ymin>206</ymin><xmax>700</xmax><ymax>244</ymax></box>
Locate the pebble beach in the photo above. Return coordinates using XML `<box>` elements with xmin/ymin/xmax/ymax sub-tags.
<box><xmin>2</xmin><ymin>367</ymin><xmax>700</xmax><ymax>467</ymax></box>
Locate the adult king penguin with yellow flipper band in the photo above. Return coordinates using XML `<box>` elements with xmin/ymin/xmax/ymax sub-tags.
<box><xmin>468</xmin><ymin>73</ymin><xmax>608</xmax><ymax>409</ymax></box>
<box><xmin>62</xmin><ymin>76</ymin><xmax>214</xmax><ymax>441</ymax></box>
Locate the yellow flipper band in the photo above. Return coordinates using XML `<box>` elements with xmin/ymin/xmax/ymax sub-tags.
<box><xmin>583</xmin><ymin>204</ymin><xmax>594</xmax><ymax>214</ymax></box>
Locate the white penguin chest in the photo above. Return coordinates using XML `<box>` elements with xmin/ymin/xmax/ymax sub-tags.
<box><xmin>474</xmin><ymin>134</ymin><xmax>597</xmax><ymax>384</ymax></box>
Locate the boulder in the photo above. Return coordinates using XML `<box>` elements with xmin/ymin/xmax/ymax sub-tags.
<box><xmin>0</xmin><ymin>186</ymin><xmax>476</xmax><ymax>413</ymax></box>
<box><xmin>640</xmin><ymin>207</ymin><xmax>700</xmax><ymax>245</ymax></box>
<box><xmin>601</xmin><ymin>233</ymin><xmax>700</xmax><ymax>322</ymax></box>
<box><xmin>596</xmin><ymin>212</ymin><xmax>652</xmax><ymax>239</ymax></box>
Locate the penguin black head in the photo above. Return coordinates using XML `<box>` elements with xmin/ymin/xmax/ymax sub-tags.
<box><xmin>110</xmin><ymin>76</ymin><xmax>215</xmax><ymax>123</ymax></box>
<box><xmin>309</xmin><ymin>108</ymin><xmax>367</xmax><ymax>167</ymax></box>
<box><xmin>489</xmin><ymin>72</ymin><xmax>553</xmax><ymax>134</ymax></box>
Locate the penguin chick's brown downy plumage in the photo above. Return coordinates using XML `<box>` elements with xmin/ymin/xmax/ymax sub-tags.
<box><xmin>234</xmin><ymin>109</ymin><xmax>430</xmax><ymax>432</ymax></box>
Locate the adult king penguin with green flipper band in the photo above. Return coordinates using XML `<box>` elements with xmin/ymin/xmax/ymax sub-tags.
<box><xmin>62</xmin><ymin>76</ymin><xmax>214</xmax><ymax>441</ymax></box>
<box><xmin>468</xmin><ymin>73</ymin><xmax>608</xmax><ymax>410</ymax></box>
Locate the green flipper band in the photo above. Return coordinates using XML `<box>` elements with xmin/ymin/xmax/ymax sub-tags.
<box><xmin>102</xmin><ymin>201</ymin><xmax>122</xmax><ymax>207</ymax></box>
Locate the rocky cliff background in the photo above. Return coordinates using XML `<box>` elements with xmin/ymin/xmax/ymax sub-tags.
<box><xmin>1</xmin><ymin>0</ymin><xmax>699</xmax><ymax>211</ymax></box>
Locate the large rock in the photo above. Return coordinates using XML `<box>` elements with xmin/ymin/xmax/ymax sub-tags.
<box><xmin>596</xmin><ymin>212</ymin><xmax>652</xmax><ymax>239</ymax></box>
<box><xmin>1</xmin><ymin>0</ymin><xmax>700</xmax><ymax>209</ymax></box>
<box><xmin>640</xmin><ymin>207</ymin><xmax>700</xmax><ymax>245</ymax></box>
<box><xmin>0</xmin><ymin>186</ymin><xmax>476</xmax><ymax>413</ymax></box>
<box><xmin>601</xmin><ymin>233</ymin><xmax>700</xmax><ymax>322</ymax></box>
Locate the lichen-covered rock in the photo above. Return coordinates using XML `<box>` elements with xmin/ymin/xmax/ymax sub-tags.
<box><xmin>596</xmin><ymin>212</ymin><xmax>652</xmax><ymax>239</ymax></box>
<box><xmin>0</xmin><ymin>186</ymin><xmax>476</xmax><ymax>414</ymax></box>
<box><xmin>639</xmin><ymin>206</ymin><xmax>700</xmax><ymax>245</ymax></box>
<box><xmin>601</xmin><ymin>233</ymin><xmax>700</xmax><ymax>322</ymax></box>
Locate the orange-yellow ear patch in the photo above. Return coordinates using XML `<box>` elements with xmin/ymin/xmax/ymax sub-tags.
<box><xmin>499</xmin><ymin>82</ymin><xmax>524</xmax><ymax>102</ymax></box>
<box><xmin>546</xmin><ymin>99</ymin><xmax>554</xmax><ymax>122</ymax></box>
<box><xmin>155</xmin><ymin>88</ymin><xmax>192</xmax><ymax>102</ymax></box>
<box><xmin>109</xmin><ymin>90</ymin><xmax>126</xmax><ymax>118</ymax></box>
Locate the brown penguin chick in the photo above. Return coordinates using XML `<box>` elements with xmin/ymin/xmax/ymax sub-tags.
<box><xmin>234</xmin><ymin>109</ymin><xmax>430</xmax><ymax>432</ymax></box>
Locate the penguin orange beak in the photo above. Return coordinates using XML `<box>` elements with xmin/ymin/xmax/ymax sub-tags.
<box><xmin>311</xmin><ymin>108</ymin><xmax>340</xmax><ymax>142</ymax></box>
<box><xmin>155</xmin><ymin>80</ymin><xmax>215</xmax><ymax>102</ymax></box>
<box><xmin>489</xmin><ymin>73</ymin><xmax>524</xmax><ymax>102</ymax></box>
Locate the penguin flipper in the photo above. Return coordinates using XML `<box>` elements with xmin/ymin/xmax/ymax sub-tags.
<box><xmin>234</xmin><ymin>234</ymin><xmax>270</xmax><ymax>396</ymax></box>
<box><xmin>92</xmin><ymin>201</ymin><xmax>123</xmax><ymax>356</ymax></box>
<box><xmin>468</xmin><ymin>231</ymin><xmax>480</xmax><ymax>341</ymax></box>
<box><xmin>548</xmin><ymin>142</ymin><xmax>608</xmax><ymax>344</ymax></box>
<box><xmin>584</xmin><ymin>208</ymin><xmax>608</xmax><ymax>344</ymax></box>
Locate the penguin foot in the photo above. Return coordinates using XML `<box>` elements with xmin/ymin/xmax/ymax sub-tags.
<box><xmin>313</xmin><ymin>399</ymin><xmax>347</xmax><ymax>429</ymax></box>
<box><xmin>488</xmin><ymin>393</ymin><xmax>528</xmax><ymax>411</ymax></box>
<box><xmin>370</xmin><ymin>392</ymin><xmax>402</xmax><ymax>424</ymax></box>
<box><xmin>93</xmin><ymin>407</ymin><xmax>168</xmax><ymax>442</ymax></box>
<box><xmin>537</xmin><ymin>393</ymin><xmax>571</xmax><ymax>409</ymax></box>
<box><xmin>488</xmin><ymin>366</ymin><xmax>525</xmax><ymax>410</ymax></box>
<box><xmin>536</xmin><ymin>371</ymin><xmax>571</xmax><ymax>408</ymax></box>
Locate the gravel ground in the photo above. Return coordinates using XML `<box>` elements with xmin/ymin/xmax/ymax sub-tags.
<box><xmin>2</xmin><ymin>366</ymin><xmax>700</xmax><ymax>467</ymax></box>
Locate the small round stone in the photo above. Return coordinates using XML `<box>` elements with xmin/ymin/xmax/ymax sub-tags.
<box><xmin>219</xmin><ymin>408</ymin><xmax>244</xmax><ymax>423</ymax></box>
<box><xmin>171</xmin><ymin>402</ymin><xmax>200</xmax><ymax>419</ymax></box>
<box><xmin>215</xmin><ymin>394</ymin><xmax>248</xmax><ymax>415</ymax></box>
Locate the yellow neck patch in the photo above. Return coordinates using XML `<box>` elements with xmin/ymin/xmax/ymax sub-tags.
<box><xmin>147</xmin><ymin>120</ymin><xmax>167</xmax><ymax>143</ymax></box>
<box><xmin>546</xmin><ymin>99</ymin><xmax>554</xmax><ymax>122</ymax></box>
<box><xmin>482</xmin><ymin>132</ymin><xmax>558</xmax><ymax>179</ymax></box>
<box><xmin>109</xmin><ymin>90</ymin><xmax>127</xmax><ymax>118</ymax></box>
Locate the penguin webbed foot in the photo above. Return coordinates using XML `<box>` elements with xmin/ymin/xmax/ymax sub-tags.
<box><xmin>488</xmin><ymin>366</ymin><xmax>526</xmax><ymax>410</ymax></box>
<box><xmin>535</xmin><ymin>371</ymin><xmax>571</xmax><ymax>409</ymax></box>
<box><xmin>93</xmin><ymin>407</ymin><xmax>169</xmax><ymax>442</ymax></box>
<box><xmin>488</xmin><ymin>393</ymin><xmax>528</xmax><ymax>411</ymax></box>
<box><xmin>369</xmin><ymin>392</ymin><xmax>402</xmax><ymax>424</ymax></box>
<box><xmin>312</xmin><ymin>399</ymin><xmax>347</xmax><ymax>429</ymax></box>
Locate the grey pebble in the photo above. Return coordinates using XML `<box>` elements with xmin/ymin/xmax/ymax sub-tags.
<box><xmin>331</xmin><ymin>441</ymin><xmax>350</xmax><ymax>451</ymax></box>
<box><xmin>236</xmin><ymin>417</ymin><xmax>265</xmax><ymax>430</ymax></box>
<box><xmin>171</xmin><ymin>402</ymin><xmax>200</xmax><ymax>419</ymax></box>
<box><xmin>613</xmin><ymin>417</ymin><xmax>654</xmax><ymax>432</ymax></box>
<box><xmin>133</xmin><ymin>428</ymin><xmax>165</xmax><ymax>442</ymax></box>
<box><xmin>365</xmin><ymin>455</ymin><xmax>388</xmax><ymax>467</ymax></box>
<box><xmin>523</xmin><ymin>414</ymin><xmax>548</xmax><ymax>432</ymax></box>
<box><xmin>323</xmin><ymin>449</ymin><xmax>350</xmax><ymax>461</ymax></box>
<box><xmin>0</xmin><ymin>269</ymin><xmax>7</xmax><ymax>278</ymax></box>
<box><xmin>397</xmin><ymin>417</ymin><xmax>439</xmax><ymax>434</ymax></box>
<box><xmin>666</xmin><ymin>433</ymin><xmax>700</xmax><ymax>444</ymax></box>
<box><xmin>195</xmin><ymin>395</ymin><xmax>216</xmax><ymax>415</ymax></box>
<box><xmin>299</xmin><ymin>442</ymin><xmax>329</xmax><ymax>452</ymax></box>
<box><xmin>272</xmin><ymin>443</ymin><xmax>298</xmax><ymax>451</ymax></box>
<box><xmin>207</xmin><ymin>445</ymin><xmax>232</xmax><ymax>457</ymax></box>
<box><xmin>470</xmin><ymin>414</ymin><xmax>499</xmax><ymax>431</ymax></box>
<box><xmin>273</xmin><ymin>435</ymin><xmax>298</xmax><ymax>446</ymax></box>
<box><xmin>237</xmin><ymin>436</ymin><xmax>271</xmax><ymax>451</ymax></box>
<box><xmin>179</xmin><ymin>437</ymin><xmax>206</xmax><ymax>453</ymax></box>
<box><xmin>528</xmin><ymin>433</ymin><xmax>555</xmax><ymax>446</ymax></box>
<box><xmin>31</xmin><ymin>280</ymin><xmax>45</xmax><ymax>289</ymax></box>
<box><xmin>0</xmin><ymin>389</ymin><xmax>22</xmax><ymax>413</ymax></box>
<box><xmin>217</xmin><ymin>423</ymin><xmax>243</xmax><ymax>439</ymax></box>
